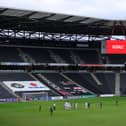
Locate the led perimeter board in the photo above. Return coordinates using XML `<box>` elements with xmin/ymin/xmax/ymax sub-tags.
<box><xmin>101</xmin><ymin>40</ymin><xmax>126</xmax><ymax>54</ymax></box>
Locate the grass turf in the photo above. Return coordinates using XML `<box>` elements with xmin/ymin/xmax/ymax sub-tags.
<box><xmin>0</xmin><ymin>97</ymin><xmax>126</xmax><ymax>126</ymax></box>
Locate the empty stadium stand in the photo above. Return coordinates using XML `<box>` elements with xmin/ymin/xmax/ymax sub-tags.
<box><xmin>64</xmin><ymin>72</ymin><xmax>115</xmax><ymax>94</ymax></box>
<box><xmin>22</xmin><ymin>48</ymin><xmax>55</xmax><ymax>63</ymax></box>
<box><xmin>107</xmin><ymin>55</ymin><xmax>126</xmax><ymax>64</ymax></box>
<box><xmin>0</xmin><ymin>47</ymin><xmax>23</xmax><ymax>62</ymax></box>
<box><xmin>28</xmin><ymin>48</ymin><xmax>99</xmax><ymax>64</ymax></box>
<box><xmin>0</xmin><ymin>84</ymin><xmax>16</xmax><ymax>98</ymax></box>
<box><xmin>0</xmin><ymin>72</ymin><xmax>35</xmax><ymax>99</ymax></box>
<box><xmin>0</xmin><ymin>45</ymin><xmax>125</xmax><ymax>98</ymax></box>
<box><xmin>0</xmin><ymin>72</ymin><xmax>35</xmax><ymax>81</ymax></box>
<box><xmin>94</xmin><ymin>72</ymin><xmax>115</xmax><ymax>94</ymax></box>
<box><xmin>51</xmin><ymin>49</ymin><xmax>74</xmax><ymax>63</ymax></box>
<box><xmin>34</xmin><ymin>73</ymin><xmax>91</xmax><ymax>96</ymax></box>
<box><xmin>120</xmin><ymin>73</ymin><xmax>126</xmax><ymax>95</ymax></box>
<box><xmin>74</xmin><ymin>50</ymin><xmax>100</xmax><ymax>64</ymax></box>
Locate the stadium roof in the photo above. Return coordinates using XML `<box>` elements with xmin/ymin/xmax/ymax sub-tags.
<box><xmin>1</xmin><ymin>0</ymin><xmax>126</xmax><ymax>20</ymax></box>
<box><xmin>0</xmin><ymin>7</ymin><xmax>126</xmax><ymax>35</ymax></box>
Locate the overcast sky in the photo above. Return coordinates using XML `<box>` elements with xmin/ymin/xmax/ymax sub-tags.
<box><xmin>0</xmin><ymin>0</ymin><xmax>126</xmax><ymax>20</ymax></box>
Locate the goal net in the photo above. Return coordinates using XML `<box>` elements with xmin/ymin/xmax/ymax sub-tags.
<box><xmin>22</xmin><ymin>92</ymin><xmax>48</xmax><ymax>101</ymax></box>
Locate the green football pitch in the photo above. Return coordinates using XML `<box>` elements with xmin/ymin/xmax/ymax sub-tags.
<box><xmin>0</xmin><ymin>97</ymin><xmax>126</xmax><ymax>126</ymax></box>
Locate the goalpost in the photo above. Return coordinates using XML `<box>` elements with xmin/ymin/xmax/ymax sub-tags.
<box><xmin>22</xmin><ymin>92</ymin><xmax>48</xmax><ymax>101</ymax></box>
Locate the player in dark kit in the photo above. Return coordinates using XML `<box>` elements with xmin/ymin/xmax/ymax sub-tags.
<box><xmin>115</xmin><ymin>100</ymin><xmax>118</xmax><ymax>106</ymax></box>
<box><xmin>99</xmin><ymin>102</ymin><xmax>103</xmax><ymax>109</ymax></box>
<box><xmin>39</xmin><ymin>105</ymin><xmax>42</xmax><ymax>112</ymax></box>
<box><xmin>50</xmin><ymin>106</ymin><xmax>53</xmax><ymax>116</ymax></box>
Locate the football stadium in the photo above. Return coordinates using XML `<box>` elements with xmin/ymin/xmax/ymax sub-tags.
<box><xmin>1</xmin><ymin>0</ymin><xmax>126</xmax><ymax>126</ymax></box>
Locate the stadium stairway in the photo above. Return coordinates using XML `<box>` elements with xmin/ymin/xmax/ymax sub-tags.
<box><xmin>32</xmin><ymin>73</ymin><xmax>70</xmax><ymax>96</ymax></box>
<box><xmin>29</xmin><ymin>73</ymin><xmax>60</xmax><ymax>96</ymax></box>
<box><xmin>17</xmin><ymin>48</ymin><xmax>36</xmax><ymax>63</ymax></box>
<box><xmin>0</xmin><ymin>81</ymin><xmax>18</xmax><ymax>98</ymax></box>
<box><xmin>60</xmin><ymin>73</ymin><xmax>93</xmax><ymax>95</ymax></box>
<box><xmin>64</xmin><ymin>72</ymin><xmax>103</xmax><ymax>94</ymax></box>
<box><xmin>70</xmin><ymin>50</ymin><xmax>84</xmax><ymax>64</ymax></box>
<box><xmin>90</xmin><ymin>73</ymin><xmax>102</xmax><ymax>85</ymax></box>
<box><xmin>48</xmin><ymin>50</ymin><xmax>66</xmax><ymax>63</ymax></box>
<box><xmin>94</xmin><ymin>72</ymin><xmax>115</xmax><ymax>94</ymax></box>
